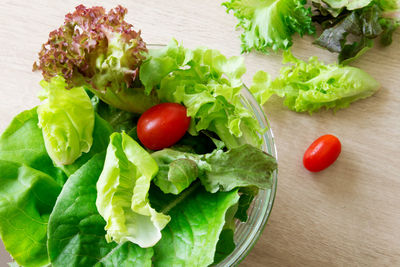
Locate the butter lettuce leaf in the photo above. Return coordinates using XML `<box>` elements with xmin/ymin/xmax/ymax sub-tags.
<box><xmin>0</xmin><ymin>160</ymin><xmax>61</xmax><ymax>267</ymax></box>
<box><xmin>48</xmin><ymin>153</ymin><xmax>153</xmax><ymax>267</ymax></box>
<box><xmin>96</xmin><ymin>132</ymin><xmax>170</xmax><ymax>248</ymax></box>
<box><xmin>0</xmin><ymin>108</ymin><xmax>66</xmax><ymax>185</ymax></box>
<box><xmin>38</xmin><ymin>76</ymin><xmax>95</xmax><ymax>166</ymax></box>
<box><xmin>151</xmin><ymin>184</ymin><xmax>239</xmax><ymax>267</ymax></box>
<box><xmin>140</xmin><ymin>40</ymin><xmax>264</xmax><ymax>149</ymax></box>
<box><xmin>223</xmin><ymin>0</ymin><xmax>315</xmax><ymax>52</ymax></box>
<box><xmin>250</xmin><ymin>50</ymin><xmax>380</xmax><ymax>113</ymax></box>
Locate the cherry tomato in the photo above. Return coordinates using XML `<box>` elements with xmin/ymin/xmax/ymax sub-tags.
<box><xmin>303</xmin><ymin>134</ymin><xmax>341</xmax><ymax>172</ymax></box>
<box><xmin>137</xmin><ymin>103</ymin><xmax>191</xmax><ymax>150</ymax></box>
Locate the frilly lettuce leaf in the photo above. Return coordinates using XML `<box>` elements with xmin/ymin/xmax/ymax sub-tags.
<box><xmin>140</xmin><ymin>40</ymin><xmax>264</xmax><ymax>149</ymax></box>
<box><xmin>151</xmin><ymin>144</ymin><xmax>277</xmax><ymax>194</ymax></box>
<box><xmin>33</xmin><ymin>5</ymin><xmax>158</xmax><ymax>113</ymax></box>
<box><xmin>37</xmin><ymin>76</ymin><xmax>94</xmax><ymax>166</ymax></box>
<box><xmin>48</xmin><ymin>153</ymin><xmax>153</xmax><ymax>267</ymax></box>
<box><xmin>223</xmin><ymin>0</ymin><xmax>315</xmax><ymax>52</ymax></box>
<box><xmin>96</xmin><ymin>132</ymin><xmax>170</xmax><ymax>248</ymax></box>
<box><xmin>250</xmin><ymin>50</ymin><xmax>380</xmax><ymax>113</ymax></box>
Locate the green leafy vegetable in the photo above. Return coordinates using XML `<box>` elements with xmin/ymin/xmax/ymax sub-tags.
<box><xmin>0</xmin><ymin>160</ymin><xmax>61</xmax><ymax>267</ymax></box>
<box><xmin>202</xmin><ymin>144</ymin><xmax>277</xmax><ymax>193</ymax></box>
<box><xmin>222</xmin><ymin>0</ymin><xmax>315</xmax><ymax>52</ymax></box>
<box><xmin>37</xmin><ymin>76</ymin><xmax>95</xmax><ymax>166</ymax></box>
<box><xmin>152</xmin><ymin>144</ymin><xmax>277</xmax><ymax>194</ymax></box>
<box><xmin>250</xmin><ymin>50</ymin><xmax>380</xmax><ymax>113</ymax></box>
<box><xmin>59</xmin><ymin>114</ymin><xmax>113</xmax><ymax>177</ymax></box>
<box><xmin>235</xmin><ymin>186</ymin><xmax>259</xmax><ymax>222</ymax></box>
<box><xmin>151</xmin><ymin>184</ymin><xmax>240</xmax><ymax>267</ymax></box>
<box><xmin>140</xmin><ymin>40</ymin><xmax>264</xmax><ymax>149</ymax></box>
<box><xmin>312</xmin><ymin>0</ymin><xmax>400</xmax><ymax>63</ymax></box>
<box><xmin>48</xmin><ymin>153</ymin><xmax>153</xmax><ymax>267</ymax></box>
<box><xmin>0</xmin><ymin>108</ymin><xmax>66</xmax><ymax>185</ymax></box>
<box><xmin>96</xmin><ymin>132</ymin><xmax>170</xmax><ymax>248</ymax></box>
<box><xmin>33</xmin><ymin>5</ymin><xmax>158</xmax><ymax>113</ymax></box>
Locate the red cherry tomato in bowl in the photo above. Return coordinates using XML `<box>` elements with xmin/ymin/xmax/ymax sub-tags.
<box><xmin>303</xmin><ymin>134</ymin><xmax>341</xmax><ymax>172</ymax></box>
<box><xmin>137</xmin><ymin>103</ymin><xmax>191</xmax><ymax>150</ymax></box>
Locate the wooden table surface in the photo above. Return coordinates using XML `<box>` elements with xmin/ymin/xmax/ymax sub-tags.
<box><xmin>1</xmin><ymin>1</ymin><xmax>399</xmax><ymax>266</ymax></box>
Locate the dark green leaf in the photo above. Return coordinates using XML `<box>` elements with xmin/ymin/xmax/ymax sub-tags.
<box><xmin>152</xmin><ymin>185</ymin><xmax>239</xmax><ymax>266</ymax></box>
<box><xmin>48</xmin><ymin>153</ymin><xmax>152</xmax><ymax>267</ymax></box>
<box><xmin>235</xmin><ymin>186</ymin><xmax>259</xmax><ymax>222</ymax></box>
<box><xmin>213</xmin><ymin>229</ymin><xmax>236</xmax><ymax>264</ymax></box>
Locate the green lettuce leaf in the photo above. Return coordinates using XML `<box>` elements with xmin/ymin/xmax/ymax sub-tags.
<box><xmin>250</xmin><ymin>50</ymin><xmax>380</xmax><ymax>113</ymax></box>
<box><xmin>235</xmin><ymin>186</ymin><xmax>259</xmax><ymax>222</ymax></box>
<box><xmin>152</xmin><ymin>144</ymin><xmax>277</xmax><ymax>194</ymax></box>
<box><xmin>151</xmin><ymin>149</ymin><xmax>210</xmax><ymax>194</ymax></box>
<box><xmin>140</xmin><ymin>40</ymin><xmax>264</xmax><ymax>149</ymax></box>
<box><xmin>223</xmin><ymin>0</ymin><xmax>315</xmax><ymax>52</ymax></box>
<box><xmin>33</xmin><ymin>5</ymin><xmax>159</xmax><ymax>113</ymax></box>
<box><xmin>0</xmin><ymin>108</ymin><xmax>66</xmax><ymax>185</ymax></box>
<box><xmin>37</xmin><ymin>76</ymin><xmax>95</xmax><ymax>166</ymax></box>
<box><xmin>48</xmin><ymin>153</ymin><xmax>153</xmax><ymax>267</ymax></box>
<box><xmin>59</xmin><ymin>114</ymin><xmax>113</xmax><ymax>177</ymax></box>
<box><xmin>0</xmin><ymin>160</ymin><xmax>61</xmax><ymax>267</ymax></box>
<box><xmin>150</xmin><ymin>183</ymin><xmax>240</xmax><ymax>267</ymax></box>
<box><xmin>96</xmin><ymin>132</ymin><xmax>170</xmax><ymax>248</ymax></box>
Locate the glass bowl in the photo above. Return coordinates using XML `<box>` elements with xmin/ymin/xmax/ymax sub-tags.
<box><xmin>216</xmin><ymin>85</ymin><xmax>278</xmax><ymax>266</ymax></box>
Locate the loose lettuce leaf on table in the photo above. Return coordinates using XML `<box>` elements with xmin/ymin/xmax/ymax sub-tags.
<box><xmin>0</xmin><ymin>161</ymin><xmax>61</xmax><ymax>267</ymax></box>
<box><xmin>151</xmin><ymin>144</ymin><xmax>277</xmax><ymax>194</ymax></box>
<box><xmin>96</xmin><ymin>132</ymin><xmax>170</xmax><ymax>248</ymax></box>
<box><xmin>140</xmin><ymin>40</ymin><xmax>264</xmax><ymax>149</ymax></box>
<box><xmin>37</xmin><ymin>76</ymin><xmax>95</xmax><ymax>166</ymax></box>
<box><xmin>33</xmin><ymin>5</ymin><xmax>158</xmax><ymax>113</ymax></box>
<box><xmin>149</xmin><ymin>183</ymin><xmax>240</xmax><ymax>267</ymax></box>
<box><xmin>250</xmin><ymin>50</ymin><xmax>380</xmax><ymax>113</ymax></box>
<box><xmin>312</xmin><ymin>0</ymin><xmax>400</xmax><ymax>63</ymax></box>
<box><xmin>48</xmin><ymin>153</ymin><xmax>152</xmax><ymax>267</ymax></box>
<box><xmin>222</xmin><ymin>0</ymin><xmax>315</xmax><ymax>53</ymax></box>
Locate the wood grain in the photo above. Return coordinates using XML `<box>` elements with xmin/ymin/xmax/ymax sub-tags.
<box><xmin>0</xmin><ymin>1</ymin><xmax>399</xmax><ymax>266</ymax></box>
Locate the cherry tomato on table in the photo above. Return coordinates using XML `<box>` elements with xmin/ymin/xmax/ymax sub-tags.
<box><xmin>137</xmin><ymin>103</ymin><xmax>191</xmax><ymax>150</ymax></box>
<box><xmin>303</xmin><ymin>134</ymin><xmax>341</xmax><ymax>172</ymax></box>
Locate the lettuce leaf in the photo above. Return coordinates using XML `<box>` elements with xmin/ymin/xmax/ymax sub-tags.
<box><xmin>33</xmin><ymin>5</ymin><xmax>158</xmax><ymax>113</ymax></box>
<box><xmin>37</xmin><ymin>76</ymin><xmax>95</xmax><ymax>166</ymax></box>
<box><xmin>151</xmin><ymin>144</ymin><xmax>277</xmax><ymax>194</ymax></box>
<box><xmin>149</xmin><ymin>183</ymin><xmax>240</xmax><ymax>267</ymax></box>
<box><xmin>250</xmin><ymin>50</ymin><xmax>380</xmax><ymax>113</ymax></box>
<box><xmin>48</xmin><ymin>153</ymin><xmax>153</xmax><ymax>267</ymax></box>
<box><xmin>312</xmin><ymin>0</ymin><xmax>400</xmax><ymax>63</ymax></box>
<box><xmin>140</xmin><ymin>40</ymin><xmax>264</xmax><ymax>149</ymax></box>
<box><xmin>0</xmin><ymin>108</ymin><xmax>66</xmax><ymax>185</ymax></box>
<box><xmin>223</xmin><ymin>0</ymin><xmax>315</xmax><ymax>52</ymax></box>
<box><xmin>0</xmin><ymin>161</ymin><xmax>61</xmax><ymax>267</ymax></box>
<box><xmin>96</xmin><ymin>132</ymin><xmax>170</xmax><ymax>248</ymax></box>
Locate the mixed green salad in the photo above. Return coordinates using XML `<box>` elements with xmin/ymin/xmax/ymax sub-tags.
<box><xmin>0</xmin><ymin>5</ymin><xmax>278</xmax><ymax>267</ymax></box>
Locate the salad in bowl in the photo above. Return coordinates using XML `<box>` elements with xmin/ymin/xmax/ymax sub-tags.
<box><xmin>0</xmin><ymin>5</ymin><xmax>277</xmax><ymax>266</ymax></box>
